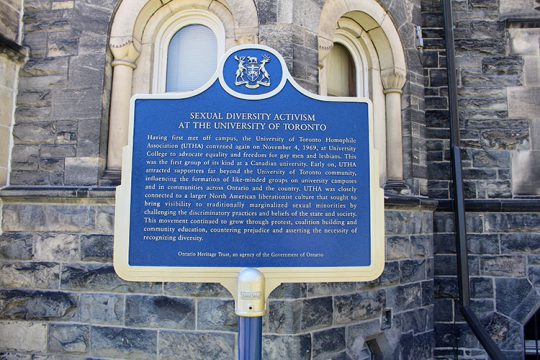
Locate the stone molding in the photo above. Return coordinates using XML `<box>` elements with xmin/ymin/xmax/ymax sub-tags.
<box><xmin>110</xmin><ymin>41</ymin><xmax>140</xmax><ymax>69</ymax></box>
<box><xmin>381</xmin><ymin>68</ymin><xmax>406</xmax><ymax>94</ymax></box>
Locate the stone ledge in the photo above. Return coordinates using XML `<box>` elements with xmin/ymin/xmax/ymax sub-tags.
<box><xmin>437</xmin><ymin>198</ymin><xmax>540</xmax><ymax>212</ymax></box>
<box><xmin>0</xmin><ymin>34</ymin><xmax>27</xmax><ymax>63</ymax></box>
<box><xmin>501</xmin><ymin>14</ymin><xmax>540</xmax><ymax>28</ymax></box>
<box><xmin>384</xmin><ymin>195</ymin><xmax>439</xmax><ymax>210</ymax></box>
<box><xmin>0</xmin><ymin>186</ymin><xmax>116</xmax><ymax>202</ymax></box>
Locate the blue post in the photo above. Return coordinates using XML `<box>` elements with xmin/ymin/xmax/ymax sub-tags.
<box><xmin>238</xmin><ymin>316</ymin><xmax>263</xmax><ymax>360</ymax></box>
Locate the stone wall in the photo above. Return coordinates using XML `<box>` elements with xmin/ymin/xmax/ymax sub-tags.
<box><xmin>10</xmin><ymin>0</ymin><xmax>113</xmax><ymax>186</ymax></box>
<box><xmin>0</xmin><ymin>194</ymin><xmax>435</xmax><ymax>359</ymax></box>
<box><xmin>0</xmin><ymin>0</ymin><xmax>24</xmax><ymax>186</ymax></box>
<box><xmin>422</xmin><ymin>0</ymin><xmax>540</xmax><ymax>358</ymax></box>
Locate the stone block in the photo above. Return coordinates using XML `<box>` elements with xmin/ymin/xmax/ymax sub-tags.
<box><xmin>501</xmin><ymin>233</ymin><xmax>540</xmax><ymax>254</ymax></box>
<box><xmin>480</xmin><ymin>255</ymin><xmax>526</xmax><ymax>277</ymax></box>
<box><xmin>80</xmin><ymin>293</ymin><xmax>123</xmax><ymax>325</ymax></box>
<box><xmin>91</xmin><ymin>326</ymin><xmax>157</xmax><ymax>359</ymax></box>
<box><xmin>485</xmin><ymin>213</ymin><xmax>540</xmax><ymax>233</ymax></box>
<box><xmin>268</xmin><ymin>300</ymin><xmax>301</xmax><ymax>334</ymax></box>
<box><xmin>512</xmin><ymin>151</ymin><xmax>540</xmax><ymax>195</ymax></box>
<box><xmin>434</xmin><ymin>298</ymin><xmax>453</xmax><ymax>322</ymax></box>
<box><xmin>399</xmin><ymin>308</ymin><xmax>429</xmax><ymax>334</ymax></box>
<box><xmin>400</xmin><ymin>259</ymin><xmax>427</xmax><ymax>283</ymax></box>
<box><xmin>22</xmin><ymin>31</ymin><xmax>48</xmax><ymax>58</ymax></box>
<box><xmin>125</xmin><ymin>295</ymin><xmax>195</xmax><ymax>330</ymax></box>
<box><xmin>482</xmin><ymin>56</ymin><xmax>523</xmax><ymax>75</ymax></box>
<box><xmin>462</xmin><ymin>71</ymin><xmax>522</xmax><ymax>88</ymax></box>
<box><xmin>77</xmin><ymin>119</ymin><xmax>101</xmax><ymax>157</ymax></box>
<box><xmin>269</xmin><ymin>283</ymin><xmax>307</xmax><ymax>299</ymax></box>
<box><xmin>480</xmin><ymin>127</ymin><xmax>529</xmax><ymax>150</ymax></box>
<box><xmin>38</xmin><ymin>158</ymin><xmax>64</xmax><ymax>173</ymax></box>
<box><xmin>61</xmin><ymin>264</ymin><xmax>161</xmax><ymax>293</ymax></box>
<box><xmin>159</xmin><ymin>331</ymin><xmax>235</xmax><ymax>360</ymax></box>
<box><xmin>13</xmin><ymin>122</ymin><xmax>55</xmax><ymax>144</ymax></box>
<box><xmin>68</xmin><ymin>54</ymin><xmax>106</xmax><ymax>89</ymax></box>
<box><xmin>483</xmin><ymin>313</ymin><xmax>522</xmax><ymax>351</ymax></box>
<box><xmin>255</xmin><ymin>0</ymin><xmax>277</xmax><ymax>24</ymax></box>
<box><xmin>387</xmin><ymin>283</ymin><xmax>422</xmax><ymax>312</ymax></box>
<box><xmin>21</xmin><ymin>57</ymin><xmax>68</xmax><ymax>77</ymax></box>
<box><xmin>306</xmin><ymin>282</ymin><xmax>358</xmax><ymax>297</ymax></box>
<box><xmin>334</xmin><ymin>290</ymin><xmax>385</xmax><ymax>324</ymax></box>
<box><xmin>470</xmin><ymin>277</ymin><xmax>493</xmax><ymax>298</ymax></box>
<box><xmin>47</xmin><ymin>31</ymin><xmax>79</xmax><ymax>57</ymax></box>
<box><xmin>197</xmin><ymin>298</ymin><xmax>236</xmax><ymax>331</ymax></box>
<box><xmin>2</xmin><ymin>204</ymin><xmax>96</xmax><ymax>232</ymax></box>
<box><xmin>0</xmin><ymin>262</ymin><xmax>59</xmax><ymax>289</ymax></box>
<box><xmin>64</xmin><ymin>157</ymin><xmax>100</xmax><ymax>185</ymax></box>
<box><xmin>411</xmin><ymin>235</ymin><xmax>433</xmax><ymax>258</ymax></box>
<box><xmin>509</xmin><ymin>28</ymin><xmax>540</xmax><ymax>56</ymax></box>
<box><xmin>263</xmin><ymin>334</ymin><xmax>311</xmax><ymax>360</ymax></box>
<box><xmin>300</xmin><ymin>297</ymin><xmax>332</xmax><ymax>331</ymax></box>
<box><xmin>40</xmin><ymin>145</ymin><xmax>76</xmax><ymax>158</ymax></box>
<box><xmin>34</xmin><ymin>233</ymin><xmax>79</xmax><ymax>261</ymax></box>
<box><xmin>48</xmin><ymin>324</ymin><xmax>89</xmax><ymax>354</ymax></box>
<box><xmin>0</xmin><ymin>232</ymin><xmax>33</xmax><ymax>260</ymax></box>
<box><xmin>163</xmin><ymin>282</ymin><xmax>231</xmax><ymax>298</ymax></box>
<box><xmin>0</xmin><ymin>4</ymin><xmax>20</xmax><ymax>41</ymax></box>
<box><xmin>312</xmin><ymin>328</ymin><xmax>345</xmax><ymax>359</ymax></box>
<box><xmin>23</xmin><ymin>9</ymin><xmax>71</xmax><ymax>33</ymax></box>
<box><xmin>80</xmin><ymin>234</ymin><xmax>113</xmax><ymax>261</ymax></box>
<box><xmin>9</xmin><ymin>170</ymin><xmax>50</xmax><ymax>185</ymax></box>
<box><xmin>72</xmin><ymin>0</ymin><xmax>113</xmax><ymax>34</ymax></box>
<box><xmin>0</xmin><ymin>290</ymin><xmax>77</xmax><ymax>320</ymax></box>
<box><xmin>94</xmin><ymin>205</ymin><xmax>114</xmax><ymax>234</ymax></box>
<box><xmin>51</xmin><ymin>89</ymin><xmax>103</xmax><ymax>121</ymax></box>
<box><xmin>523</xmin><ymin>56</ymin><xmax>540</xmax><ymax>86</ymax></box>
<box><xmin>78</xmin><ymin>31</ymin><xmax>108</xmax><ymax>55</ymax></box>
<box><xmin>386</xmin><ymin>236</ymin><xmax>411</xmax><ymax>260</ymax></box>
<box><xmin>0</xmin><ymin>322</ymin><xmax>47</xmax><ymax>352</ymax></box>
<box><xmin>378</xmin><ymin>261</ymin><xmax>400</xmax><ymax>287</ymax></box>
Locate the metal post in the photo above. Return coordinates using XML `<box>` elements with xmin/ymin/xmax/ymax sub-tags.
<box><xmin>236</xmin><ymin>269</ymin><xmax>266</xmax><ymax>360</ymax></box>
<box><xmin>238</xmin><ymin>316</ymin><xmax>263</xmax><ymax>360</ymax></box>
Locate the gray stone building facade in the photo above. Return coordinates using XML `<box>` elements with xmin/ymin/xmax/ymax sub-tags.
<box><xmin>0</xmin><ymin>0</ymin><xmax>538</xmax><ymax>359</ymax></box>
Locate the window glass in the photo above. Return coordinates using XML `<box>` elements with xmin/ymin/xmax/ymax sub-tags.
<box><xmin>327</xmin><ymin>43</ymin><xmax>357</xmax><ymax>97</ymax></box>
<box><xmin>166</xmin><ymin>24</ymin><xmax>217</xmax><ymax>92</ymax></box>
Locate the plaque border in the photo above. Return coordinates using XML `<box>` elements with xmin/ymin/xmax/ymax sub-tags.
<box><xmin>113</xmin><ymin>44</ymin><xmax>385</xmax><ymax>299</ymax></box>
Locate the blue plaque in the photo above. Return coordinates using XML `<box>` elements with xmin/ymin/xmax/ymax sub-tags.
<box><xmin>114</xmin><ymin>45</ymin><xmax>384</xmax><ymax>293</ymax></box>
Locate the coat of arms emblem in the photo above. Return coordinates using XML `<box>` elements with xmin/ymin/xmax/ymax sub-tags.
<box><xmin>234</xmin><ymin>54</ymin><xmax>271</xmax><ymax>89</ymax></box>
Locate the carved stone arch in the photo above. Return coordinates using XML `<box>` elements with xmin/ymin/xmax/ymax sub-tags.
<box><xmin>318</xmin><ymin>0</ymin><xmax>407</xmax><ymax>187</ymax></box>
<box><xmin>106</xmin><ymin>0</ymin><xmax>259</xmax><ymax>173</ymax></box>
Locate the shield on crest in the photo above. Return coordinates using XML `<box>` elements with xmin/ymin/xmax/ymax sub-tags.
<box><xmin>247</xmin><ymin>63</ymin><xmax>260</xmax><ymax>82</ymax></box>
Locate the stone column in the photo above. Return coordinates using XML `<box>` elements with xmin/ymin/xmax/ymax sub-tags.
<box><xmin>107</xmin><ymin>41</ymin><xmax>140</xmax><ymax>172</ymax></box>
<box><xmin>381</xmin><ymin>69</ymin><xmax>406</xmax><ymax>184</ymax></box>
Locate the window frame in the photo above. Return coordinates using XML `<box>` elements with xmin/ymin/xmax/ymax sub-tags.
<box><xmin>152</xmin><ymin>10</ymin><xmax>226</xmax><ymax>94</ymax></box>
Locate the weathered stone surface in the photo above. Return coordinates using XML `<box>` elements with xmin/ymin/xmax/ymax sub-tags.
<box><xmin>91</xmin><ymin>326</ymin><xmax>157</xmax><ymax>359</ymax></box>
<box><xmin>61</xmin><ymin>264</ymin><xmax>161</xmax><ymax>293</ymax></box>
<box><xmin>0</xmin><ymin>321</ymin><xmax>47</xmax><ymax>352</ymax></box>
<box><xmin>470</xmin><ymin>277</ymin><xmax>493</xmax><ymax>298</ymax></box>
<box><xmin>400</xmin><ymin>259</ymin><xmax>427</xmax><ymax>283</ymax></box>
<box><xmin>399</xmin><ymin>308</ymin><xmax>429</xmax><ymax>334</ymax></box>
<box><xmin>2</xmin><ymin>204</ymin><xmax>95</xmax><ymax>232</ymax></box>
<box><xmin>80</xmin><ymin>294</ymin><xmax>123</xmax><ymax>325</ymax></box>
<box><xmin>0</xmin><ymin>262</ymin><xmax>59</xmax><ymax>289</ymax></box>
<box><xmin>80</xmin><ymin>234</ymin><xmax>113</xmax><ymax>261</ymax></box>
<box><xmin>269</xmin><ymin>283</ymin><xmax>307</xmax><ymax>299</ymax></box>
<box><xmin>13</xmin><ymin>122</ymin><xmax>55</xmax><ymax>144</ymax></box>
<box><xmin>334</xmin><ymin>290</ymin><xmax>385</xmax><ymax>324</ymax></box>
<box><xmin>68</xmin><ymin>54</ymin><xmax>106</xmax><ymax>89</ymax></box>
<box><xmin>51</xmin><ymin>89</ymin><xmax>103</xmax><ymax>121</ymax></box>
<box><xmin>300</xmin><ymin>296</ymin><xmax>332</xmax><ymax>331</ymax></box>
<box><xmin>0</xmin><ymin>232</ymin><xmax>34</xmax><ymax>260</ymax></box>
<box><xmin>483</xmin><ymin>313</ymin><xmax>522</xmax><ymax>351</ymax></box>
<box><xmin>94</xmin><ymin>205</ymin><xmax>114</xmax><ymax>234</ymax></box>
<box><xmin>386</xmin><ymin>236</ymin><xmax>411</xmax><ymax>260</ymax></box>
<box><xmin>312</xmin><ymin>328</ymin><xmax>346</xmax><ymax>359</ymax></box>
<box><xmin>501</xmin><ymin>233</ymin><xmax>540</xmax><ymax>254</ymax></box>
<box><xmin>159</xmin><ymin>331</ymin><xmax>235</xmax><ymax>360</ymax></box>
<box><xmin>163</xmin><ymin>282</ymin><xmax>231</xmax><ymax>298</ymax></box>
<box><xmin>268</xmin><ymin>300</ymin><xmax>301</xmax><ymax>334</ymax></box>
<box><xmin>125</xmin><ymin>295</ymin><xmax>195</xmax><ymax>330</ymax></box>
<box><xmin>387</xmin><ymin>284</ymin><xmax>422</xmax><ymax>312</ymax></box>
<box><xmin>0</xmin><ymin>290</ymin><xmax>77</xmax><ymax>320</ymax></box>
<box><xmin>263</xmin><ymin>334</ymin><xmax>311</xmax><ymax>360</ymax></box>
<box><xmin>64</xmin><ymin>157</ymin><xmax>100</xmax><ymax>185</ymax></box>
<box><xmin>480</xmin><ymin>256</ymin><xmax>526</xmax><ymax>277</ymax></box>
<box><xmin>197</xmin><ymin>299</ymin><xmax>236</xmax><ymax>331</ymax></box>
<box><xmin>485</xmin><ymin>213</ymin><xmax>540</xmax><ymax>232</ymax></box>
<box><xmin>34</xmin><ymin>233</ymin><xmax>79</xmax><ymax>261</ymax></box>
<box><xmin>48</xmin><ymin>324</ymin><xmax>89</xmax><ymax>354</ymax></box>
